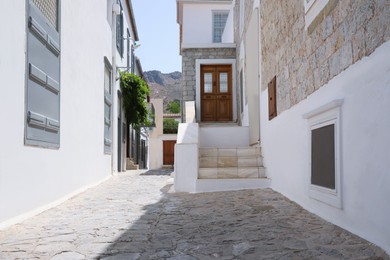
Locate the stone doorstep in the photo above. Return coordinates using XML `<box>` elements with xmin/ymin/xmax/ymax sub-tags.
<box><xmin>199</xmin><ymin>167</ymin><xmax>266</xmax><ymax>179</ymax></box>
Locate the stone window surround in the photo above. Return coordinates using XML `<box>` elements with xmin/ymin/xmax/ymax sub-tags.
<box><xmin>303</xmin><ymin>99</ymin><xmax>343</xmax><ymax>209</ymax></box>
<box><xmin>304</xmin><ymin>0</ymin><xmax>337</xmax><ymax>33</ymax></box>
<box><xmin>195</xmin><ymin>59</ymin><xmax>237</xmax><ymax>123</ymax></box>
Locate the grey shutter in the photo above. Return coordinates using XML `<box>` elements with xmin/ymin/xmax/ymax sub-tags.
<box><xmin>104</xmin><ymin>58</ymin><xmax>113</xmax><ymax>153</ymax></box>
<box><xmin>26</xmin><ymin>0</ymin><xmax>61</xmax><ymax>148</ymax></box>
<box><xmin>116</xmin><ymin>3</ymin><xmax>123</xmax><ymax>57</ymax></box>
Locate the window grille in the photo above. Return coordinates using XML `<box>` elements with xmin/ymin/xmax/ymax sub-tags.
<box><xmin>213</xmin><ymin>11</ymin><xmax>228</xmax><ymax>43</ymax></box>
<box><xmin>31</xmin><ymin>0</ymin><xmax>58</xmax><ymax>30</ymax></box>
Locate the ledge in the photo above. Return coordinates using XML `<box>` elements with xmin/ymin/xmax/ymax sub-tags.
<box><xmin>181</xmin><ymin>43</ymin><xmax>236</xmax><ymax>49</ymax></box>
<box><xmin>303</xmin><ymin>99</ymin><xmax>344</xmax><ymax>119</ymax></box>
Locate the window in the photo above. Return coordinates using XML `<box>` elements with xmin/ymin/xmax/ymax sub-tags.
<box><xmin>304</xmin><ymin>0</ymin><xmax>337</xmax><ymax>33</ymax></box>
<box><xmin>107</xmin><ymin>0</ymin><xmax>113</xmax><ymax>26</ymax></box>
<box><xmin>104</xmin><ymin>57</ymin><xmax>113</xmax><ymax>153</ymax></box>
<box><xmin>303</xmin><ymin>99</ymin><xmax>343</xmax><ymax>208</ymax></box>
<box><xmin>212</xmin><ymin>11</ymin><xmax>228</xmax><ymax>43</ymax></box>
<box><xmin>25</xmin><ymin>0</ymin><xmax>61</xmax><ymax>148</ymax></box>
<box><xmin>239</xmin><ymin>0</ymin><xmax>245</xmax><ymax>35</ymax></box>
<box><xmin>127</xmin><ymin>29</ymin><xmax>130</xmax><ymax>70</ymax></box>
<box><xmin>240</xmin><ymin>69</ymin><xmax>244</xmax><ymax>113</ymax></box>
<box><xmin>268</xmin><ymin>76</ymin><xmax>277</xmax><ymax>120</ymax></box>
<box><xmin>116</xmin><ymin>2</ymin><xmax>124</xmax><ymax>57</ymax></box>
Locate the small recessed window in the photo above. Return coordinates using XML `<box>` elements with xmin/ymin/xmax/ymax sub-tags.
<box><xmin>311</xmin><ymin>124</ymin><xmax>335</xmax><ymax>189</ymax></box>
<box><xmin>303</xmin><ymin>99</ymin><xmax>343</xmax><ymax>208</ymax></box>
<box><xmin>212</xmin><ymin>11</ymin><xmax>229</xmax><ymax>43</ymax></box>
<box><xmin>268</xmin><ymin>76</ymin><xmax>277</xmax><ymax>120</ymax></box>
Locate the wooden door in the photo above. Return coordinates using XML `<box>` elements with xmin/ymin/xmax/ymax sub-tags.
<box><xmin>163</xmin><ymin>140</ymin><xmax>176</xmax><ymax>165</ymax></box>
<box><xmin>201</xmin><ymin>65</ymin><xmax>232</xmax><ymax>122</ymax></box>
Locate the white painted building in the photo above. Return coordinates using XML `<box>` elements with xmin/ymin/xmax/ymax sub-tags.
<box><xmin>0</xmin><ymin>0</ymin><xmax>142</xmax><ymax>228</ymax></box>
<box><xmin>176</xmin><ymin>0</ymin><xmax>390</xmax><ymax>254</ymax></box>
<box><xmin>148</xmin><ymin>99</ymin><xmax>178</xmax><ymax>170</ymax></box>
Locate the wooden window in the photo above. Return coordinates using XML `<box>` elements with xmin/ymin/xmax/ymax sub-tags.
<box><xmin>268</xmin><ymin>76</ymin><xmax>277</xmax><ymax>120</ymax></box>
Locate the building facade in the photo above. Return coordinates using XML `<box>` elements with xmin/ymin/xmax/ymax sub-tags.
<box><xmin>0</xmin><ymin>0</ymin><xmax>142</xmax><ymax>228</ymax></box>
<box><xmin>176</xmin><ymin>0</ymin><xmax>390</xmax><ymax>254</ymax></box>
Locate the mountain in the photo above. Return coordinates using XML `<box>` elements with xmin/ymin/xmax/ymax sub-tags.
<box><xmin>144</xmin><ymin>70</ymin><xmax>182</xmax><ymax>112</ymax></box>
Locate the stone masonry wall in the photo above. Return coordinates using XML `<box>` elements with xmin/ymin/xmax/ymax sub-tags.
<box><xmin>181</xmin><ymin>48</ymin><xmax>236</xmax><ymax>101</ymax></box>
<box><xmin>260</xmin><ymin>0</ymin><xmax>390</xmax><ymax>114</ymax></box>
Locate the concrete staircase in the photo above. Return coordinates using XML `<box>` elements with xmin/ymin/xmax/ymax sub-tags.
<box><xmin>126</xmin><ymin>158</ymin><xmax>139</xmax><ymax>170</ymax></box>
<box><xmin>197</xmin><ymin>146</ymin><xmax>270</xmax><ymax>192</ymax></box>
<box><xmin>199</xmin><ymin>146</ymin><xmax>265</xmax><ymax>179</ymax></box>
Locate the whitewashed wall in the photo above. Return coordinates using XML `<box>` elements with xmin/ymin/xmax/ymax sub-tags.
<box><xmin>0</xmin><ymin>1</ymin><xmax>114</xmax><ymax>227</ymax></box>
<box><xmin>182</xmin><ymin>3</ymin><xmax>231</xmax><ymax>45</ymax></box>
<box><xmin>260</xmin><ymin>41</ymin><xmax>390</xmax><ymax>253</ymax></box>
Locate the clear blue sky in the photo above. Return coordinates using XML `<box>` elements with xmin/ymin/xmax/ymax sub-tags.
<box><xmin>132</xmin><ymin>0</ymin><xmax>181</xmax><ymax>73</ymax></box>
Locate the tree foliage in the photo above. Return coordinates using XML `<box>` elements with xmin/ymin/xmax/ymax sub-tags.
<box><xmin>167</xmin><ymin>100</ymin><xmax>180</xmax><ymax>113</ymax></box>
<box><xmin>120</xmin><ymin>72</ymin><xmax>150</xmax><ymax>128</ymax></box>
<box><xmin>163</xmin><ymin>118</ymin><xmax>179</xmax><ymax>134</ymax></box>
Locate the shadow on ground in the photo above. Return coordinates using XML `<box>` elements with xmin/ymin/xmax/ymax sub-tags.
<box><xmin>97</xmin><ymin>179</ymin><xmax>389</xmax><ymax>260</ymax></box>
<box><xmin>140</xmin><ymin>169</ymin><xmax>174</xmax><ymax>176</ymax></box>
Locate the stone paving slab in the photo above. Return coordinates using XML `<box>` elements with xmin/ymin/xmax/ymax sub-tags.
<box><xmin>0</xmin><ymin>170</ymin><xmax>388</xmax><ymax>260</ymax></box>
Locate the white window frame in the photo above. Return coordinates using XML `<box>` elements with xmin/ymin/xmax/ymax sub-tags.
<box><xmin>195</xmin><ymin>59</ymin><xmax>237</xmax><ymax>123</ymax></box>
<box><xmin>239</xmin><ymin>0</ymin><xmax>245</xmax><ymax>35</ymax></box>
<box><xmin>303</xmin><ymin>99</ymin><xmax>343</xmax><ymax>208</ymax></box>
<box><xmin>304</xmin><ymin>0</ymin><xmax>334</xmax><ymax>32</ymax></box>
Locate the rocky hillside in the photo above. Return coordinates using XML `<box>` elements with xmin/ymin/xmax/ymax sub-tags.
<box><xmin>144</xmin><ymin>70</ymin><xmax>182</xmax><ymax>111</ymax></box>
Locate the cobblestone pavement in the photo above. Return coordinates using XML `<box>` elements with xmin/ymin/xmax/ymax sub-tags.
<box><xmin>0</xmin><ymin>171</ymin><xmax>388</xmax><ymax>260</ymax></box>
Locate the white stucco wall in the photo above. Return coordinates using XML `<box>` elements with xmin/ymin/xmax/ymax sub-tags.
<box><xmin>260</xmin><ymin>41</ymin><xmax>390</xmax><ymax>253</ymax></box>
<box><xmin>0</xmin><ymin>1</ymin><xmax>114</xmax><ymax>227</ymax></box>
<box><xmin>182</xmin><ymin>3</ymin><xmax>231</xmax><ymax>45</ymax></box>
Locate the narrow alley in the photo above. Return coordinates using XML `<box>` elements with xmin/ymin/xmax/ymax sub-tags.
<box><xmin>0</xmin><ymin>171</ymin><xmax>388</xmax><ymax>260</ymax></box>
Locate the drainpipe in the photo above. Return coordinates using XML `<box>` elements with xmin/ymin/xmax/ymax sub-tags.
<box><xmin>111</xmin><ymin>1</ymin><xmax>120</xmax><ymax>174</ymax></box>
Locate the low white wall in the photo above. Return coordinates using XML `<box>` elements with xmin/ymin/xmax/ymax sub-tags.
<box><xmin>0</xmin><ymin>1</ymin><xmax>112</xmax><ymax>227</ymax></box>
<box><xmin>199</xmin><ymin>126</ymin><xmax>249</xmax><ymax>148</ymax></box>
<box><xmin>174</xmin><ymin>123</ymin><xmax>199</xmax><ymax>192</ymax></box>
<box><xmin>261</xmin><ymin>41</ymin><xmax>390</xmax><ymax>253</ymax></box>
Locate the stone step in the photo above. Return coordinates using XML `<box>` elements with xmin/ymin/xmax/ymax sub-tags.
<box><xmin>199</xmin><ymin>147</ymin><xmax>261</xmax><ymax>158</ymax></box>
<box><xmin>199</xmin><ymin>156</ymin><xmax>263</xmax><ymax>168</ymax></box>
<box><xmin>126</xmin><ymin>158</ymin><xmax>139</xmax><ymax>170</ymax></box>
<box><xmin>196</xmin><ymin>178</ymin><xmax>271</xmax><ymax>193</ymax></box>
<box><xmin>199</xmin><ymin>167</ymin><xmax>266</xmax><ymax>179</ymax></box>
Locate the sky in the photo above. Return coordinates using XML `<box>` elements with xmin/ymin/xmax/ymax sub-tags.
<box><xmin>132</xmin><ymin>0</ymin><xmax>181</xmax><ymax>73</ymax></box>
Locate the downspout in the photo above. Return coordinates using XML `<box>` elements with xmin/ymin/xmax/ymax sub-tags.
<box><xmin>111</xmin><ymin>0</ymin><xmax>119</xmax><ymax>174</ymax></box>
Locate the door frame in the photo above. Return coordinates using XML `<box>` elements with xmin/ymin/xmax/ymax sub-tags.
<box><xmin>200</xmin><ymin>65</ymin><xmax>233</xmax><ymax>122</ymax></box>
<box><xmin>195</xmin><ymin>59</ymin><xmax>237</xmax><ymax>123</ymax></box>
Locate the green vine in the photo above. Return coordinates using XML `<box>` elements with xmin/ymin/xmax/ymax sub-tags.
<box><xmin>120</xmin><ymin>71</ymin><xmax>150</xmax><ymax>128</ymax></box>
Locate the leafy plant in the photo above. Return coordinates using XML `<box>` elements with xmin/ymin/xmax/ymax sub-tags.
<box><xmin>167</xmin><ymin>100</ymin><xmax>180</xmax><ymax>113</ymax></box>
<box><xmin>163</xmin><ymin>118</ymin><xmax>179</xmax><ymax>134</ymax></box>
<box><xmin>120</xmin><ymin>72</ymin><xmax>150</xmax><ymax>128</ymax></box>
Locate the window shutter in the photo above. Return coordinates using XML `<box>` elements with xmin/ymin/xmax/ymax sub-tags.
<box><xmin>26</xmin><ymin>0</ymin><xmax>61</xmax><ymax>148</ymax></box>
<box><xmin>104</xmin><ymin>57</ymin><xmax>113</xmax><ymax>153</ymax></box>
<box><xmin>268</xmin><ymin>76</ymin><xmax>277</xmax><ymax>120</ymax></box>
